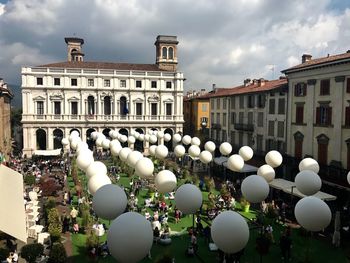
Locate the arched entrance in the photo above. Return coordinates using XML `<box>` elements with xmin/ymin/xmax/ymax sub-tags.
<box><xmin>36</xmin><ymin>129</ymin><xmax>47</xmax><ymax>150</ymax></box>
<box><xmin>119</xmin><ymin>128</ymin><xmax>129</xmax><ymax>147</ymax></box>
<box><xmin>86</xmin><ymin>128</ymin><xmax>96</xmax><ymax>150</ymax></box>
<box><xmin>120</xmin><ymin>96</ymin><xmax>127</xmax><ymax>117</ymax></box>
<box><xmin>53</xmin><ymin>129</ymin><xmax>63</xmax><ymax>149</ymax></box>
<box><xmin>135</xmin><ymin>128</ymin><xmax>144</xmax><ymax>152</ymax></box>
<box><xmin>102</xmin><ymin>128</ymin><xmax>111</xmax><ymax>139</ymax></box>
<box><xmin>164</xmin><ymin>128</ymin><xmax>173</xmax><ymax>151</ymax></box>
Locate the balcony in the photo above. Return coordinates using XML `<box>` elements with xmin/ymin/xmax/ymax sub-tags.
<box><xmin>234</xmin><ymin>123</ymin><xmax>254</xmax><ymax>131</ymax></box>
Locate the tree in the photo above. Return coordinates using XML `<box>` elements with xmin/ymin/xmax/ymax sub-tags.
<box><xmin>24</xmin><ymin>175</ymin><xmax>36</xmax><ymax>186</ymax></box>
<box><xmin>48</xmin><ymin>242</ymin><xmax>67</xmax><ymax>263</ymax></box>
<box><xmin>21</xmin><ymin>243</ymin><xmax>44</xmax><ymax>263</ymax></box>
<box><xmin>0</xmin><ymin>248</ymin><xmax>9</xmax><ymax>261</ymax></box>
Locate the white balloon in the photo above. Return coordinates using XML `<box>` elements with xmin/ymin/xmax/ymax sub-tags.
<box><xmin>164</xmin><ymin>133</ymin><xmax>171</xmax><ymax>142</ymax></box>
<box><xmin>199</xmin><ymin>151</ymin><xmax>212</xmax><ymax>164</ymax></box>
<box><xmin>155</xmin><ymin>145</ymin><xmax>168</xmax><ymax>159</ymax></box>
<box><xmin>76</xmin><ymin>151</ymin><xmax>94</xmax><ymax>171</ymax></box>
<box><xmin>138</xmin><ymin>134</ymin><xmax>145</xmax><ymax>141</ymax></box>
<box><xmin>149</xmin><ymin>145</ymin><xmax>157</xmax><ymax>156</ymax></box>
<box><xmin>299</xmin><ymin>158</ymin><xmax>320</xmax><ymax>173</ymax></box>
<box><xmin>227</xmin><ymin>154</ymin><xmax>244</xmax><ymax>172</ymax></box>
<box><xmin>127</xmin><ymin>151</ymin><xmax>143</xmax><ymax>167</ymax></box>
<box><xmin>219</xmin><ymin>142</ymin><xmax>232</xmax><ymax>156</ymax></box>
<box><xmin>128</xmin><ymin>136</ymin><xmax>136</xmax><ymax>144</ymax></box>
<box><xmin>88</xmin><ymin>173</ymin><xmax>111</xmax><ymax>195</ymax></box>
<box><xmin>188</xmin><ymin>145</ymin><xmax>200</xmax><ymax>158</ymax></box>
<box><xmin>157</xmin><ymin>131</ymin><xmax>164</xmax><ymax>139</ymax></box>
<box><xmin>182</xmin><ymin>135</ymin><xmax>191</xmax><ymax>145</ymax></box>
<box><xmin>70</xmin><ymin>130</ymin><xmax>79</xmax><ymax>138</ymax></box>
<box><xmin>134</xmin><ymin>132</ymin><xmax>140</xmax><ymax>139</ymax></box>
<box><xmin>155</xmin><ymin>170</ymin><xmax>177</xmax><ymax>193</ymax></box>
<box><xmin>265</xmin><ymin>150</ymin><xmax>283</xmax><ymax>168</ymax></box>
<box><xmin>295</xmin><ymin>170</ymin><xmax>322</xmax><ymax>196</ymax></box>
<box><xmin>92</xmin><ymin>184</ymin><xmax>127</xmax><ymax>220</ymax></box>
<box><xmin>211</xmin><ymin>211</ymin><xmax>249</xmax><ymax>253</ymax></box>
<box><xmin>149</xmin><ymin>135</ymin><xmax>158</xmax><ymax>144</ymax></box>
<box><xmin>107</xmin><ymin>212</ymin><xmax>153</xmax><ymax>263</ymax></box>
<box><xmin>148</xmin><ymin>130</ymin><xmax>154</xmax><ymax>135</ymax></box>
<box><xmin>144</xmin><ymin>134</ymin><xmax>150</xmax><ymax>142</ymax></box>
<box><xmin>119</xmin><ymin>147</ymin><xmax>132</xmax><ymax>162</ymax></box>
<box><xmin>86</xmin><ymin>161</ymin><xmax>107</xmax><ymax>179</ymax></box>
<box><xmin>191</xmin><ymin>137</ymin><xmax>201</xmax><ymax>146</ymax></box>
<box><xmin>130</xmin><ymin>130</ymin><xmax>136</xmax><ymax>137</ymax></box>
<box><xmin>241</xmin><ymin>175</ymin><xmax>269</xmax><ymax>203</ymax></box>
<box><xmin>119</xmin><ymin>135</ymin><xmax>128</xmax><ymax>143</ymax></box>
<box><xmin>135</xmin><ymin>157</ymin><xmax>154</xmax><ymax>178</ymax></box>
<box><xmin>110</xmin><ymin>139</ymin><xmax>121</xmax><ymax>149</ymax></box>
<box><xmin>108</xmin><ymin>130</ymin><xmax>114</xmax><ymax>137</ymax></box>
<box><xmin>70</xmin><ymin>137</ymin><xmax>81</xmax><ymax>150</ymax></box>
<box><xmin>95</xmin><ymin>136</ymin><xmax>104</xmax><ymax>147</ymax></box>
<box><xmin>61</xmin><ymin>138</ymin><xmax>69</xmax><ymax>146</ymax></box>
<box><xmin>294</xmin><ymin>196</ymin><xmax>331</xmax><ymax>231</ymax></box>
<box><xmin>110</xmin><ymin>143</ymin><xmax>122</xmax><ymax>156</ymax></box>
<box><xmin>175</xmin><ymin>184</ymin><xmax>203</xmax><ymax>214</ymax></box>
<box><xmin>257</xmin><ymin>164</ymin><xmax>275</xmax><ymax>183</ymax></box>
<box><xmin>110</xmin><ymin>130</ymin><xmax>119</xmax><ymax>139</ymax></box>
<box><xmin>173</xmin><ymin>133</ymin><xmax>182</xmax><ymax>143</ymax></box>
<box><xmin>239</xmin><ymin>146</ymin><xmax>254</xmax><ymax>161</ymax></box>
<box><xmin>204</xmin><ymin>141</ymin><xmax>216</xmax><ymax>152</ymax></box>
<box><xmin>76</xmin><ymin>141</ymin><xmax>89</xmax><ymax>154</ymax></box>
<box><xmin>91</xmin><ymin>131</ymin><xmax>98</xmax><ymax>140</ymax></box>
<box><xmin>153</xmin><ymin>130</ymin><xmax>158</xmax><ymax>137</ymax></box>
<box><xmin>348</xmin><ymin>171</ymin><xmax>350</xmax><ymax>185</ymax></box>
<box><xmin>102</xmin><ymin>139</ymin><xmax>111</xmax><ymax>149</ymax></box>
<box><xmin>174</xmin><ymin>145</ymin><xmax>186</xmax><ymax>157</ymax></box>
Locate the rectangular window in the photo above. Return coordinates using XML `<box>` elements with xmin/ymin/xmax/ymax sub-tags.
<box><xmin>239</xmin><ymin>96</ymin><xmax>244</xmax><ymax>109</ymax></box>
<box><xmin>230</xmin><ymin>131</ymin><xmax>235</xmax><ymax>145</ymax></box>
<box><xmin>268</xmin><ymin>121</ymin><xmax>274</xmax><ymax>136</ymax></box>
<box><xmin>248</xmin><ymin>112</ymin><xmax>253</xmax><ymax>124</ymax></box>
<box><xmin>166</xmin><ymin>103</ymin><xmax>172</xmax><ymax>116</ymax></box>
<box><xmin>37</xmin><ymin>101</ymin><xmax>44</xmax><ymax>115</ymax></box>
<box><xmin>320</xmin><ymin>79</ymin><xmax>330</xmax><ymax>95</ymax></box>
<box><xmin>71</xmin><ymin>102</ymin><xmax>78</xmax><ymax>115</ymax></box>
<box><xmin>223</xmin><ymin>98</ymin><xmax>227</xmax><ymax>109</ymax></box>
<box><xmin>223</xmin><ymin>113</ymin><xmax>227</xmax><ymax>126</ymax></box>
<box><xmin>151</xmin><ymin>103</ymin><xmax>157</xmax><ymax>116</ymax></box>
<box><xmin>231</xmin><ymin>97</ymin><xmax>235</xmax><ymax>109</ymax></box>
<box><xmin>71</xmin><ymin>78</ymin><xmax>77</xmax><ymax>86</ymax></box>
<box><xmin>347</xmin><ymin>78</ymin><xmax>350</xmax><ymax>93</ymax></box>
<box><xmin>316</xmin><ymin>105</ymin><xmax>332</xmax><ymax>125</ymax></box>
<box><xmin>217</xmin><ymin>98</ymin><xmax>220</xmax><ymax>109</ymax></box>
<box><xmin>120</xmin><ymin>80</ymin><xmax>126</xmax><ymax>88</ymax></box>
<box><xmin>54</xmin><ymin>78</ymin><xmax>60</xmax><ymax>86</ymax></box>
<box><xmin>202</xmin><ymin>104</ymin><xmax>207</xmax><ymax>112</ymax></box>
<box><xmin>269</xmin><ymin>99</ymin><xmax>275</xmax><ymax>114</ymax></box>
<box><xmin>166</xmin><ymin>81</ymin><xmax>172</xmax><ymax>89</ymax></box>
<box><xmin>54</xmin><ymin>101</ymin><xmax>61</xmax><ymax>115</ymax></box>
<box><xmin>88</xmin><ymin>79</ymin><xmax>94</xmax><ymax>87</ymax></box>
<box><xmin>231</xmin><ymin>112</ymin><xmax>236</xmax><ymax>124</ymax></box>
<box><xmin>151</xmin><ymin>81</ymin><xmax>157</xmax><ymax>88</ymax></box>
<box><xmin>248</xmin><ymin>95</ymin><xmax>254</xmax><ymax>108</ymax></box>
<box><xmin>216</xmin><ymin>113</ymin><xmax>220</xmax><ymax>124</ymax></box>
<box><xmin>136</xmin><ymin>103</ymin><xmax>142</xmax><ymax>116</ymax></box>
<box><xmin>104</xmin><ymin>79</ymin><xmax>110</xmax><ymax>87</ymax></box>
<box><xmin>136</xmin><ymin>80</ymin><xmax>142</xmax><ymax>88</ymax></box>
<box><xmin>296</xmin><ymin>105</ymin><xmax>304</xmax><ymax>124</ymax></box>
<box><xmin>257</xmin><ymin>94</ymin><xmax>265</xmax><ymax>108</ymax></box>
<box><xmin>294</xmin><ymin>83</ymin><xmax>307</xmax><ymax>96</ymax></box>
<box><xmin>239</xmin><ymin>112</ymin><xmax>244</xmax><ymax>123</ymax></box>
<box><xmin>36</xmin><ymin>77</ymin><xmax>43</xmax><ymax>85</ymax></box>
<box><xmin>257</xmin><ymin>112</ymin><xmax>264</xmax><ymax>127</ymax></box>
<box><xmin>278</xmin><ymin>98</ymin><xmax>285</xmax><ymax>114</ymax></box>
<box><xmin>345</xmin><ymin>106</ymin><xmax>350</xmax><ymax>126</ymax></box>
<box><xmin>277</xmin><ymin>121</ymin><xmax>284</xmax><ymax>138</ymax></box>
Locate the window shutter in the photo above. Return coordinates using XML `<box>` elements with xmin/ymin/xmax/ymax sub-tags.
<box><xmin>327</xmin><ymin>107</ymin><xmax>332</xmax><ymax>125</ymax></box>
<box><xmin>347</xmin><ymin>79</ymin><xmax>350</xmax><ymax>93</ymax></box>
<box><xmin>346</xmin><ymin>107</ymin><xmax>350</xmax><ymax>126</ymax></box>
<box><xmin>316</xmin><ymin>107</ymin><xmax>320</xmax><ymax>124</ymax></box>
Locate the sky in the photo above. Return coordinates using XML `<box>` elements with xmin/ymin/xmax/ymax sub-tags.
<box><xmin>0</xmin><ymin>0</ymin><xmax>350</xmax><ymax>92</ymax></box>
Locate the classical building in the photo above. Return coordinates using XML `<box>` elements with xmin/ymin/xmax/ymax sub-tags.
<box><xmin>208</xmin><ymin>78</ymin><xmax>288</xmax><ymax>155</ymax></box>
<box><xmin>282</xmin><ymin>52</ymin><xmax>350</xmax><ymax>171</ymax></box>
<box><xmin>21</xmin><ymin>36</ymin><xmax>184</xmax><ymax>157</ymax></box>
<box><xmin>0</xmin><ymin>78</ymin><xmax>13</xmax><ymax>160</ymax></box>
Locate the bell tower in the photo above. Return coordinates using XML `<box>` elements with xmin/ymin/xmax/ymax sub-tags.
<box><xmin>155</xmin><ymin>35</ymin><xmax>178</xmax><ymax>71</ymax></box>
<box><xmin>64</xmin><ymin>37</ymin><xmax>85</xmax><ymax>62</ymax></box>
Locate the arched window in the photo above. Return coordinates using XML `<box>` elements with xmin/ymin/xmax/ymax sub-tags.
<box><xmin>53</xmin><ymin>129</ymin><xmax>63</xmax><ymax>149</ymax></box>
<box><xmin>317</xmin><ymin>134</ymin><xmax>329</xmax><ymax>165</ymax></box>
<box><xmin>120</xmin><ymin>96</ymin><xmax>128</xmax><ymax>116</ymax></box>
<box><xmin>162</xmin><ymin>47</ymin><xmax>167</xmax><ymax>59</ymax></box>
<box><xmin>36</xmin><ymin>129</ymin><xmax>47</xmax><ymax>150</ymax></box>
<box><xmin>294</xmin><ymin>131</ymin><xmax>304</xmax><ymax>159</ymax></box>
<box><xmin>168</xmin><ymin>47</ymin><xmax>174</xmax><ymax>59</ymax></box>
<box><xmin>86</xmin><ymin>128</ymin><xmax>96</xmax><ymax>150</ymax></box>
<box><xmin>88</xmin><ymin>96</ymin><xmax>95</xmax><ymax>115</ymax></box>
<box><xmin>104</xmin><ymin>96</ymin><xmax>111</xmax><ymax>115</ymax></box>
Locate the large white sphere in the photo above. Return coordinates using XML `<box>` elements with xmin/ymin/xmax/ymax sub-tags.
<box><xmin>157</xmin><ymin>131</ymin><xmax>164</xmax><ymax>139</ymax></box>
<box><xmin>110</xmin><ymin>143</ymin><xmax>122</xmax><ymax>156</ymax></box>
<box><xmin>119</xmin><ymin>147</ymin><xmax>132</xmax><ymax>162</ymax></box>
<box><xmin>257</xmin><ymin>164</ymin><xmax>275</xmax><ymax>183</ymax></box>
<box><xmin>70</xmin><ymin>137</ymin><xmax>81</xmax><ymax>150</ymax></box>
<box><xmin>127</xmin><ymin>151</ymin><xmax>143</xmax><ymax>167</ymax></box>
<box><xmin>108</xmin><ymin>130</ymin><xmax>114</xmax><ymax>138</ymax></box>
<box><xmin>76</xmin><ymin>151</ymin><xmax>94</xmax><ymax>171</ymax></box>
<box><xmin>265</xmin><ymin>150</ymin><xmax>283</xmax><ymax>168</ymax></box>
<box><xmin>149</xmin><ymin>145</ymin><xmax>157</xmax><ymax>156</ymax></box>
<box><xmin>134</xmin><ymin>132</ymin><xmax>140</xmax><ymax>139</ymax></box>
<box><xmin>188</xmin><ymin>145</ymin><xmax>200</xmax><ymax>158</ymax></box>
<box><xmin>153</xmin><ymin>130</ymin><xmax>158</xmax><ymax>137</ymax></box>
<box><xmin>294</xmin><ymin>196</ymin><xmax>331</xmax><ymax>231</ymax></box>
<box><xmin>92</xmin><ymin>184</ymin><xmax>127</xmax><ymax>220</ymax></box>
<box><xmin>95</xmin><ymin>136</ymin><xmax>104</xmax><ymax>147</ymax></box>
<box><xmin>70</xmin><ymin>130</ymin><xmax>80</xmax><ymax>138</ymax></box>
<box><xmin>110</xmin><ymin>130</ymin><xmax>119</xmax><ymax>139</ymax></box>
<box><xmin>148</xmin><ymin>130</ymin><xmax>154</xmax><ymax>135</ymax></box>
<box><xmin>219</xmin><ymin>142</ymin><xmax>232</xmax><ymax>156</ymax></box>
<box><xmin>241</xmin><ymin>175</ymin><xmax>269</xmax><ymax>203</ymax></box>
<box><xmin>173</xmin><ymin>133</ymin><xmax>182</xmax><ymax>143</ymax></box>
<box><xmin>110</xmin><ymin>140</ymin><xmax>121</xmax><ymax>149</ymax></box>
<box><xmin>61</xmin><ymin>138</ymin><xmax>69</xmax><ymax>146</ymax></box>
<box><xmin>182</xmin><ymin>135</ymin><xmax>191</xmax><ymax>145</ymax></box>
<box><xmin>204</xmin><ymin>141</ymin><xmax>216</xmax><ymax>152</ymax></box>
<box><xmin>76</xmin><ymin>141</ymin><xmax>89</xmax><ymax>154</ymax></box>
<box><xmin>199</xmin><ymin>150</ymin><xmax>212</xmax><ymax>164</ymax></box>
<box><xmin>138</xmin><ymin>134</ymin><xmax>145</xmax><ymax>141</ymax></box>
<box><xmin>295</xmin><ymin>170</ymin><xmax>322</xmax><ymax>196</ymax></box>
<box><xmin>102</xmin><ymin>139</ymin><xmax>111</xmax><ymax>150</ymax></box>
<box><xmin>88</xmin><ymin>173</ymin><xmax>111</xmax><ymax>195</ymax></box>
<box><xmin>119</xmin><ymin>135</ymin><xmax>128</xmax><ymax>143</ymax></box>
<box><xmin>239</xmin><ymin>146</ymin><xmax>254</xmax><ymax>161</ymax></box>
<box><xmin>149</xmin><ymin>135</ymin><xmax>158</xmax><ymax>144</ymax></box>
<box><xmin>91</xmin><ymin>131</ymin><xmax>99</xmax><ymax>140</ymax></box>
<box><xmin>227</xmin><ymin>154</ymin><xmax>244</xmax><ymax>172</ymax></box>
<box><xmin>191</xmin><ymin>137</ymin><xmax>201</xmax><ymax>146</ymax></box>
<box><xmin>107</xmin><ymin>212</ymin><xmax>153</xmax><ymax>263</ymax></box>
<box><xmin>144</xmin><ymin>134</ymin><xmax>150</xmax><ymax>142</ymax></box>
<box><xmin>174</xmin><ymin>145</ymin><xmax>186</xmax><ymax>157</ymax></box>
<box><xmin>128</xmin><ymin>136</ymin><xmax>136</xmax><ymax>144</ymax></box>
<box><xmin>155</xmin><ymin>145</ymin><xmax>168</xmax><ymax>159</ymax></box>
<box><xmin>299</xmin><ymin>158</ymin><xmax>320</xmax><ymax>173</ymax></box>
<box><xmin>211</xmin><ymin>211</ymin><xmax>249</xmax><ymax>253</ymax></box>
<box><xmin>348</xmin><ymin>171</ymin><xmax>350</xmax><ymax>185</ymax></box>
<box><xmin>130</xmin><ymin>130</ymin><xmax>136</xmax><ymax>137</ymax></box>
<box><xmin>135</xmin><ymin>157</ymin><xmax>154</xmax><ymax>178</ymax></box>
<box><xmin>175</xmin><ymin>184</ymin><xmax>203</xmax><ymax>214</ymax></box>
<box><xmin>164</xmin><ymin>133</ymin><xmax>171</xmax><ymax>142</ymax></box>
<box><xmin>86</xmin><ymin>161</ymin><xmax>107</xmax><ymax>179</ymax></box>
<box><xmin>155</xmin><ymin>170</ymin><xmax>177</xmax><ymax>194</ymax></box>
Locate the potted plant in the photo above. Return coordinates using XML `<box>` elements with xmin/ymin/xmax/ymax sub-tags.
<box><xmin>48</xmin><ymin>242</ymin><xmax>67</xmax><ymax>263</ymax></box>
<box><xmin>21</xmin><ymin>243</ymin><xmax>44</xmax><ymax>263</ymax></box>
<box><xmin>240</xmin><ymin>198</ymin><xmax>250</xmax><ymax>212</ymax></box>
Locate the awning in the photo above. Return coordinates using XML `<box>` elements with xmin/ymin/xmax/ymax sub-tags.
<box><xmin>33</xmin><ymin>148</ymin><xmax>62</xmax><ymax>156</ymax></box>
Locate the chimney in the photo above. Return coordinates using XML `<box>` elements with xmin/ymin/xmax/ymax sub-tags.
<box><xmin>302</xmin><ymin>54</ymin><xmax>312</xmax><ymax>63</ymax></box>
<box><xmin>279</xmin><ymin>76</ymin><xmax>287</xmax><ymax>80</ymax></box>
<box><xmin>258</xmin><ymin>78</ymin><xmax>265</xmax><ymax>87</ymax></box>
<box><xmin>243</xmin><ymin>78</ymin><xmax>251</xmax><ymax>86</ymax></box>
<box><xmin>252</xmin><ymin>79</ymin><xmax>258</xmax><ymax>85</ymax></box>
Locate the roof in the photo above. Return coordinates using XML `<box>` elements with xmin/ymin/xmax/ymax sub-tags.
<box><xmin>37</xmin><ymin>61</ymin><xmax>170</xmax><ymax>72</ymax></box>
<box><xmin>282</xmin><ymin>51</ymin><xmax>350</xmax><ymax>73</ymax></box>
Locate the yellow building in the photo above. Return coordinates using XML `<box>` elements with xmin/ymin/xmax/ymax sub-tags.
<box><xmin>0</xmin><ymin>78</ymin><xmax>13</xmax><ymax>161</ymax></box>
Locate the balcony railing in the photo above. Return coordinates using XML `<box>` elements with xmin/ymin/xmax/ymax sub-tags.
<box><xmin>234</xmin><ymin>123</ymin><xmax>254</xmax><ymax>131</ymax></box>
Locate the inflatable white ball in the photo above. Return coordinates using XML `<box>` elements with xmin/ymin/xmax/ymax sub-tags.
<box><xmin>219</xmin><ymin>142</ymin><xmax>232</xmax><ymax>156</ymax></box>
<box><xmin>295</xmin><ymin>170</ymin><xmax>322</xmax><ymax>196</ymax></box>
<box><xmin>191</xmin><ymin>137</ymin><xmax>201</xmax><ymax>146</ymax></box>
<box><xmin>108</xmin><ymin>130</ymin><xmax>114</xmax><ymax>137</ymax></box>
<box><xmin>188</xmin><ymin>145</ymin><xmax>200</xmax><ymax>158</ymax></box>
<box><xmin>155</xmin><ymin>145</ymin><xmax>169</xmax><ymax>159</ymax></box>
<box><xmin>119</xmin><ymin>147</ymin><xmax>132</xmax><ymax>162</ymax></box>
<box><xmin>95</xmin><ymin>136</ymin><xmax>104</xmax><ymax>147</ymax></box>
<box><xmin>76</xmin><ymin>151</ymin><xmax>94</xmax><ymax>171</ymax></box>
<box><xmin>204</xmin><ymin>141</ymin><xmax>216</xmax><ymax>152</ymax></box>
<box><xmin>294</xmin><ymin>196</ymin><xmax>331</xmax><ymax>231</ymax></box>
<box><xmin>110</xmin><ymin>143</ymin><xmax>122</xmax><ymax>156</ymax></box>
<box><xmin>199</xmin><ymin>151</ymin><xmax>212</xmax><ymax>164</ymax></box>
<box><xmin>157</xmin><ymin>131</ymin><xmax>164</xmax><ymax>139</ymax></box>
<box><xmin>174</xmin><ymin>145</ymin><xmax>186</xmax><ymax>157</ymax></box>
<box><xmin>173</xmin><ymin>133</ymin><xmax>182</xmax><ymax>143</ymax></box>
<box><xmin>265</xmin><ymin>150</ymin><xmax>283</xmax><ymax>168</ymax></box>
<box><xmin>149</xmin><ymin>135</ymin><xmax>158</xmax><ymax>144</ymax></box>
<box><xmin>239</xmin><ymin>146</ymin><xmax>254</xmax><ymax>161</ymax></box>
<box><xmin>182</xmin><ymin>135</ymin><xmax>191</xmax><ymax>145</ymax></box>
<box><xmin>227</xmin><ymin>154</ymin><xmax>244</xmax><ymax>172</ymax></box>
<box><xmin>299</xmin><ymin>158</ymin><xmax>320</xmax><ymax>173</ymax></box>
<box><xmin>128</xmin><ymin>136</ymin><xmax>136</xmax><ymax>144</ymax></box>
<box><xmin>148</xmin><ymin>130</ymin><xmax>154</xmax><ymax>135</ymax></box>
<box><xmin>155</xmin><ymin>170</ymin><xmax>177</xmax><ymax>193</ymax></box>
<box><xmin>90</xmin><ymin>131</ymin><xmax>98</xmax><ymax>140</ymax></box>
<box><xmin>138</xmin><ymin>134</ymin><xmax>145</xmax><ymax>141</ymax></box>
<box><xmin>70</xmin><ymin>130</ymin><xmax>79</xmax><ymax>138</ymax></box>
<box><xmin>110</xmin><ymin>139</ymin><xmax>121</xmax><ymax>149</ymax></box>
<box><xmin>70</xmin><ymin>137</ymin><xmax>81</xmax><ymax>150</ymax></box>
<box><xmin>86</xmin><ymin>161</ymin><xmax>107</xmax><ymax>179</ymax></box>
<box><xmin>175</xmin><ymin>184</ymin><xmax>203</xmax><ymax>214</ymax></box>
<box><xmin>130</xmin><ymin>130</ymin><xmax>135</xmax><ymax>137</ymax></box>
<box><xmin>257</xmin><ymin>164</ymin><xmax>275</xmax><ymax>183</ymax></box>
<box><xmin>102</xmin><ymin>139</ymin><xmax>111</xmax><ymax>150</ymax></box>
<box><xmin>144</xmin><ymin>134</ymin><xmax>150</xmax><ymax>142</ymax></box>
<box><xmin>76</xmin><ymin>141</ymin><xmax>89</xmax><ymax>154</ymax></box>
<box><xmin>107</xmin><ymin>212</ymin><xmax>153</xmax><ymax>263</ymax></box>
<box><xmin>348</xmin><ymin>171</ymin><xmax>350</xmax><ymax>185</ymax></box>
<box><xmin>127</xmin><ymin>151</ymin><xmax>143</xmax><ymax>168</ymax></box>
<box><xmin>149</xmin><ymin>145</ymin><xmax>157</xmax><ymax>156</ymax></box>
<box><xmin>92</xmin><ymin>184</ymin><xmax>127</xmax><ymax>220</ymax></box>
<box><xmin>119</xmin><ymin>135</ymin><xmax>127</xmax><ymax>143</ymax></box>
<box><xmin>241</xmin><ymin>175</ymin><xmax>269</xmax><ymax>203</ymax></box>
<box><xmin>211</xmin><ymin>211</ymin><xmax>249</xmax><ymax>253</ymax></box>
<box><xmin>110</xmin><ymin>130</ymin><xmax>119</xmax><ymax>139</ymax></box>
<box><xmin>61</xmin><ymin>138</ymin><xmax>69</xmax><ymax>146</ymax></box>
<box><xmin>164</xmin><ymin>133</ymin><xmax>171</xmax><ymax>142</ymax></box>
<box><xmin>135</xmin><ymin>157</ymin><xmax>154</xmax><ymax>178</ymax></box>
<box><xmin>88</xmin><ymin>173</ymin><xmax>111</xmax><ymax>195</ymax></box>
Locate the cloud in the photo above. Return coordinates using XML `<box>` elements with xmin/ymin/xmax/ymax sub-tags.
<box><xmin>0</xmin><ymin>3</ymin><xmax>4</xmax><ymax>15</ymax></box>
